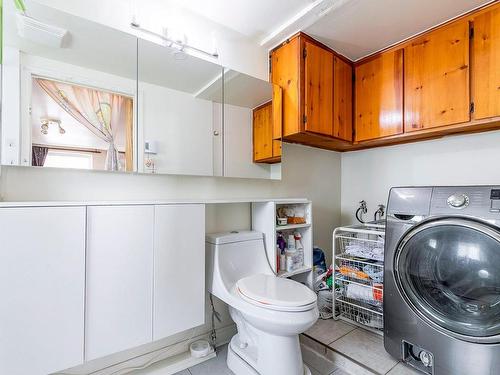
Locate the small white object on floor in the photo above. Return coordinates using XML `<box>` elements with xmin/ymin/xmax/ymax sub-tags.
<box><xmin>189</xmin><ymin>340</ymin><xmax>212</xmax><ymax>358</ymax></box>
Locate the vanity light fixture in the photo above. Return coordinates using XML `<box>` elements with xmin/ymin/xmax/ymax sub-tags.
<box><xmin>130</xmin><ymin>21</ymin><xmax>219</xmax><ymax>58</ymax></box>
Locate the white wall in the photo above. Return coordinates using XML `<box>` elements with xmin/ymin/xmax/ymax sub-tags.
<box><xmin>223</xmin><ymin>103</ymin><xmax>274</xmax><ymax>179</ymax></box>
<box><xmin>139</xmin><ymin>81</ymin><xmax>214</xmax><ymax>176</ymax></box>
<box><xmin>341</xmin><ymin>130</ymin><xmax>500</xmax><ymax>224</ymax></box>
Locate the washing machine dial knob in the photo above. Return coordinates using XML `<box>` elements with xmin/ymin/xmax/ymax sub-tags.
<box><xmin>419</xmin><ymin>351</ymin><xmax>433</xmax><ymax>367</ymax></box>
<box><xmin>447</xmin><ymin>193</ymin><xmax>469</xmax><ymax>209</ymax></box>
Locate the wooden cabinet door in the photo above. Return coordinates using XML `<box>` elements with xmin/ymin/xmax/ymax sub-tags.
<box><xmin>405</xmin><ymin>20</ymin><xmax>470</xmax><ymax>132</ymax></box>
<box><xmin>0</xmin><ymin>207</ymin><xmax>86</xmax><ymax>375</ymax></box>
<box><xmin>253</xmin><ymin>102</ymin><xmax>273</xmax><ymax>162</ymax></box>
<box><xmin>153</xmin><ymin>205</ymin><xmax>205</xmax><ymax>340</ymax></box>
<box><xmin>86</xmin><ymin>206</ymin><xmax>154</xmax><ymax>361</ymax></box>
<box><xmin>473</xmin><ymin>5</ymin><xmax>500</xmax><ymax>120</ymax></box>
<box><xmin>355</xmin><ymin>50</ymin><xmax>404</xmax><ymax>142</ymax></box>
<box><xmin>304</xmin><ymin>40</ymin><xmax>334</xmax><ymax>136</ymax></box>
<box><xmin>270</xmin><ymin>37</ymin><xmax>300</xmax><ymax>137</ymax></box>
<box><xmin>333</xmin><ymin>56</ymin><xmax>353</xmax><ymax>141</ymax></box>
<box><xmin>272</xmin><ymin>84</ymin><xmax>282</xmax><ymax>158</ymax></box>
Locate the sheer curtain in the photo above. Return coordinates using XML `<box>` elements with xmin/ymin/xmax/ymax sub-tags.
<box><xmin>36</xmin><ymin>78</ymin><xmax>133</xmax><ymax>171</ymax></box>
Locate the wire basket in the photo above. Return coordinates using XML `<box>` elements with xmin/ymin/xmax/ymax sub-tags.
<box><xmin>333</xmin><ymin>222</ymin><xmax>385</xmax><ymax>335</ymax></box>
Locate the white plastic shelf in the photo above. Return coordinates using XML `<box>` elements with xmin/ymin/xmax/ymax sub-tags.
<box><xmin>277</xmin><ymin>266</ymin><xmax>312</xmax><ymax>278</ymax></box>
<box><xmin>275</xmin><ymin>223</ymin><xmax>311</xmax><ymax>231</ymax></box>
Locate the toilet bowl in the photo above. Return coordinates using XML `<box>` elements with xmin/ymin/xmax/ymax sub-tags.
<box><xmin>206</xmin><ymin>231</ymin><xmax>318</xmax><ymax>375</ymax></box>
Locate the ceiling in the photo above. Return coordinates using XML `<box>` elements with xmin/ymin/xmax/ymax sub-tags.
<box><xmin>168</xmin><ymin>0</ymin><xmax>315</xmax><ymax>40</ymax></box>
<box><xmin>304</xmin><ymin>0</ymin><xmax>493</xmax><ymax>60</ymax></box>
<box><xmin>164</xmin><ymin>0</ymin><xmax>493</xmax><ymax>61</ymax></box>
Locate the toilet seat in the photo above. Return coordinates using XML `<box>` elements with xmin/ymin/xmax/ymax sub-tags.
<box><xmin>236</xmin><ymin>274</ymin><xmax>317</xmax><ymax>312</ymax></box>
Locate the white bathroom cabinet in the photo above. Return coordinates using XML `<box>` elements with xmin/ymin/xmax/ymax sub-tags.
<box><xmin>0</xmin><ymin>207</ymin><xmax>86</xmax><ymax>375</ymax></box>
<box><xmin>85</xmin><ymin>205</ymin><xmax>155</xmax><ymax>361</ymax></box>
<box><xmin>251</xmin><ymin>200</ymin><xmax>314</xmax><ymax>288</ymax></box>
<box><xmin>0</xmin><ymin>202</ymin><xmax>205</xmax><ymax>374</ymax></box>
<box><xmin>153</xmin><ymin>204</ymin><xmax>205</xmax><ymax>340</ymax></box>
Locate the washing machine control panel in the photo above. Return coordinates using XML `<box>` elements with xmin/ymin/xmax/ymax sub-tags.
<box><xmin>447</xmin><ymin>193</ymin><xmax>469</xmax><ymax>209</ymax></box>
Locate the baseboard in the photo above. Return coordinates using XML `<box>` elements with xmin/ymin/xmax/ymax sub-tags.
<box><xmin>55</xmin><ymin>324</ymin><xmax>237</xmax><ymax>375</ymax></box>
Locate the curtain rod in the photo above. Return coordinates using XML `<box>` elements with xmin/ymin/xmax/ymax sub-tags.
<box><xmin>130</xmin><ymin>22</ymin><xmax>219</xmax><ymax>59</ymax></box>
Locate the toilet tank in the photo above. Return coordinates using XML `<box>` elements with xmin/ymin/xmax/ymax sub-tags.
<box><xmin>206</xmin><ymin>231</ymin><xmax>273</xmax><ymax>293</ymax></box>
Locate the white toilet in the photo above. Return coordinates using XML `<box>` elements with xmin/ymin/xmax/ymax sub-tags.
<box><xmin>206</xmin><ymin>231</ymin><xmax>319</xmax><ymax>375</ymax></box>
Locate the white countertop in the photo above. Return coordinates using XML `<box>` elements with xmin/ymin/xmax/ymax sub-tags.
<box><xmin>0</xmin><ymin>198</ymin><xmax>310</xmax><ymax>207</ymax></box>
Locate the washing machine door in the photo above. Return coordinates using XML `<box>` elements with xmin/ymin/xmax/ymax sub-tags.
<box><xmin>395</xmin><ymin>218</ymin><xmax>500</xmax><ymax>343</ymax></box>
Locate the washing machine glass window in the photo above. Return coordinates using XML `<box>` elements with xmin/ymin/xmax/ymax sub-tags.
<box><xmin>395</xmin><ymin>218</ymin><xmax>500</xmax><ymax>340</ymax></box>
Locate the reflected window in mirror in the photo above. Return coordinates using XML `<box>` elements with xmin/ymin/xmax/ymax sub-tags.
<box><xmin>30</xmin><ymin>78</ymin><xmax>134</xmax><ymax>171</ymax></box>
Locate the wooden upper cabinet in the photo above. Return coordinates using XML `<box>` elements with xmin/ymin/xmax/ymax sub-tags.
<box><xmin>303</xmin><ymin>40</ymin><xmax>334</xmax><ymax>136</ymax></box>
<box><xmin>405</xmin><ymin>20</ymin><xmax>470</xmax><ymax>132</ymax></box>
<box><xmin>355</xmin><ymin>50</ymin><xmax>404</xmax><ymax>142</ymax></box>
<box><xmin>270</xmin><ymin>33</ymin><xmax>353</xmax><ymax>150</ymax></box>
<box><xmin>473</xmin><ymin>5</ymin><xmax>500</xmax><ymax>120</ymax></box>
<box><xmin>253</xmin><ymin>102</ymin><xmax>274</xmax><ymax>162</ymax></box>
<box><xmin>333</xmin><ymin>56</ymin><xmax>353</xmax><ymax>141</ymax></box>
<box><xmin>270</xmin><ymin>37</ymin><xmax>301</xmax><ymax>137</ymax></box>
<box><xmin>253</xmin><ymin>84</ymin><xmax>282</xmax><ymax>164</ymax></box>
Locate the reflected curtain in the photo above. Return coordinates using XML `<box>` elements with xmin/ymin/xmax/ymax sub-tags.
<box><xmin>35</xmin><ymin>78</ymin><xmax>133</xmax><ymax>171</ymax></box>
<box><xmin>32</xmin><ymin>146</ymin><xmax>48</xmax><ymax>167</ymax></box>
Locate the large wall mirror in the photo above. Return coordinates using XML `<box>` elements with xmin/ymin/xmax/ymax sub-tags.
<box><xmin>1</xmin><ymin>0</ymin><xmax>282</xmax><ymax>180</ymax></box>
<box><xmin>2</xmin><ymin>0</ymin><xmax>138</xmax><ymax>172</ymax></box>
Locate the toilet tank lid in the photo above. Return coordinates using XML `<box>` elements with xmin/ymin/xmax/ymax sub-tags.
<box><xmin>206</xmin><ymin>230</ymin><xmax>263</xmax><ymax>245</ymax></box>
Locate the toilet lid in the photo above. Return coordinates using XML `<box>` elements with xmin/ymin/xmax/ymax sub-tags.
<box><xmin>236</xmin><ymin>274</ymin><xmax>316</xmax><ymax>310</ymax></box>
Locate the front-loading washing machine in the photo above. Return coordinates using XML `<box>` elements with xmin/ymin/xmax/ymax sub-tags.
<box><xmin>384</xmin><ymin>186</ymin><xmax>500</xmax><ymax>375</ymax></box>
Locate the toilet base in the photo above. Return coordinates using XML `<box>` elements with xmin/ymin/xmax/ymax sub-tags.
<box><xmin>227</xmin><ymin>335</ymin><xmax>311</xmax><ymax>375</ymax></box>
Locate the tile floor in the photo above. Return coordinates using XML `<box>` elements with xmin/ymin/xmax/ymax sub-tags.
<box><xmin>303</xmin><ymin>319</ymin><xmax>421</xmax><ymax>375</ymax></box>
<box><xmin>170</xmin><ymin>319</ymin><xmax>421</xmax><ymax>375</ymax></box>
<box><xmin>172</xmin><ymin>342</ymin><xmax>350</xmax><ymax>375</ymax></box>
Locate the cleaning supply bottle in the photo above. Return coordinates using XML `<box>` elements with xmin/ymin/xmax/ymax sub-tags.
<box><xmin>277</xmin><ymin>232</ymin><xmax>286</xmax><ymax>251</ymax></box>
<box><xmin>294</xmin><ymin>232</ymin><xmax>304</xmax><ymax>268</ymax></box>
<box><xmin>280</xmin><ymin>249</ymin><xmax>286</xmax><ymax>272</ymax></box>
<box><xmin>287</xmin><ymin>234</ymin><xmax>296</xmax><ymax>250</ymax></box>
<box><xmin>277</xmin><ymin>232</ymin><xmax>287</xmax><ymax>273</ymax></box>
<box><xmin>286</xmin><ymin>248</ymin><xmax>297</xmax><ymax>272</ymax></box>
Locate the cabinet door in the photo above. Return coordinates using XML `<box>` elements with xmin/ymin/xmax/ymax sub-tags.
<box><xmin>153</xmin><ymin>205</ymin><xmax>205</xmax><ymax>340</ymax></box>
<box><xmin>270</xmin><ymin>37</ymin><xmax>301</xmax><ymax>137</ymax></box>
<box><xmin>0</xmin><ymin>207</ymin><xmax>85</xmax><ymax>375</ymax></box>
<box><xmin>405</xmin><ymin>20</ymin><xmax>470</xmax><ymax>132</ymax></box>
<box><xmin>333</xmin><ymin>56</ymin><xmax>353</xmax><ymax>141</ymax></box>
<box><xmin>473</xmin><ymin>5</ymin><xmax>500</xmax><ymax>120</ymax></box>
<box><xmin>355</xmin><ymin>50</ymin><xmax>404</xmax><ymax>142</ymax></box>
<box><xmin>304</xmin><ymin>40</ymin><xmax>334</xmax><ymax>136</ymax></box>
<box><xmin>272</xmin><ymin>84</ymin><xmax>283</xmax><ymax>158</ymax></box>
<box><xmin>253</xmin><ymin>102</ymin><xmax>273</xmax><ymax>162</ymax></box>
<box><xmin>86</xmin><ymin>206</ymin><xmax>154</xmax><ymax>361</ymax></box>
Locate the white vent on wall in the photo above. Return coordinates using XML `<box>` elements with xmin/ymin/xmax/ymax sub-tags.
<box><xmin>16</xmin><ymin>13</ymin><xmax>70</xmax><ymax>48</ymax></box>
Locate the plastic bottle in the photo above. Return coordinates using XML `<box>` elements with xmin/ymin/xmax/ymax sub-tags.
<box><xmin>277</xmin><ymin>232</ymin><xmax>286</xmax><ymax>251</ymax></box>
<box><xmin>294</xmin><ymin>232</ymin><xmax>304</xmax><ymax>268</ymax></box>
<box><xmin>286</xmin><ymin>248</ymin><xmax>297</xmax><ymax>272</ymax></box>
<box><xmin>280</xmin><ymin>250</ymin><xmax>286</xmax><ymax>272</ymax></box>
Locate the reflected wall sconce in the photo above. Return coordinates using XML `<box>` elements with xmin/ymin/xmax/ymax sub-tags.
<box><xmin>40</xmin><ymin>118</ymin><xmax>65</xmax><ymax>135</ymax></box>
